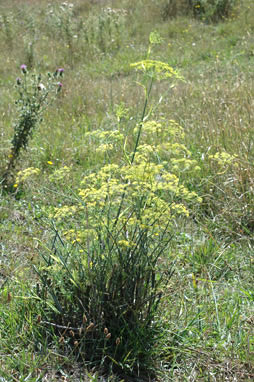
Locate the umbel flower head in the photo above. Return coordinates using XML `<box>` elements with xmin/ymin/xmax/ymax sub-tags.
<box><xmin>130</xmin><ymin>59</ymin><xmax>183</xmax><ymax>81</ymax></box>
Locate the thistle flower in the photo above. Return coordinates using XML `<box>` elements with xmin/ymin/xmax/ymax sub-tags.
<box><xmin>20</xmin><ymin>64</ymin><xmax>27</xmax><ymax>74</ymax></box>
<box><xmin>16</xmin><ymin>77</ymin><xmax>22</xmax><ymax>85</ymax></box>
<box><xmin>57</xmin><ymin>68</ymin><xmax>64</xmax><ymax>77</ymax></box>
<box><xmin>57</xmin><ymin>82</ymin><xmax>63</xmax><ymax>92</ymax></box>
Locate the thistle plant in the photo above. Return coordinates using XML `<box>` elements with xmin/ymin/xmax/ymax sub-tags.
<box><xmin>46</xmin><ymin>2</ymin><xmax>78</xmax><ymax>65</ymax></box>
<box><xmin>81</xmin><ymin>7</ymin><xmax>127</xmax><ymax>55</ymax></box>
<box><xmin>31</xmin><ymin>33</ymin><xmax>201</xmax><ymax>378</ymax></box>
<box><xmin>1</xmin><ymin>66</ymin><xmax>64</xmax><ymax>189</ymax></box>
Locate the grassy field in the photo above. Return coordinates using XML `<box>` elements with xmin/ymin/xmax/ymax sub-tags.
<box><xmin>1</xmin><ymin>0</ymin><xmax>254</xmax><ymax>380</ymax></box>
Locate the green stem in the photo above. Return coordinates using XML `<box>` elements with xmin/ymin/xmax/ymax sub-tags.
<box><xmin>131</xmin><ymin>77</ymin><xmax>154</xmax><ymax>165</ymax></box>
<box><xmin>113</xmin><ymin>77</ymin><xmax>154</xmax><ymax>228</ymax></box>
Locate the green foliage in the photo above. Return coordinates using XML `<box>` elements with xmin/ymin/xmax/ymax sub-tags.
<box><xmin>34</xmin><ymin>225</ymin><xmax>172</xmax><ymax>376</ymax></box>
<box><xmin>160</xmin><ymin>0</ymin><xmax>237</xmax><ymax>22</ymax></box>
<box><xmin>0</xmin><ymin>13</ymin><xmax>14</xmax><ymax>49</ymax></box>
<box><xmin>83</xmin><ymin>7</ymin><xmax>127</xmax><ymax>54</ymax></box>
<box><xmin>192</xmin><ymin>0</ymin><xmax>237</xmax><ymax>22</ymax></box>
<box><xmin>1</xmin><ymin>67</ymin><xmax>63</xmax><ymax>189</ymax></box>
<box><xmin>193</xmin><ymin>149</ymin><xmax>254</xmax><ymax>237</ymax></box>
<box><xmin>45</xmin><ymin>2</ymin><xmax>127</xmax><ymax>61</ymax></box>
<box><xmin>160</xmin><ymin>0</ymin><xmax>192</xmax><ymax>20</ymax></box>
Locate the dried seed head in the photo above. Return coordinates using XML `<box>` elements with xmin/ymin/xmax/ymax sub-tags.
<box><xmin>7</xmin><ymin>292</ymin><xmax>11</xmax><ymax>303</ymax></box>
<box><xmin>59</xmin><ymin>336</ymin><xmax>64</xmax><ymax>343</ymax></box>
<box><xmin>69</xmin><ymin>330</ymin><xmax>75</xmax><ymax>337</ymax></box>
<box><xmin>104</xmin><ymin>327</ymin><xmax>109</xmax><ymax>335</ymax></box>
<box><xmin>83</xmin><ymin>314</ymin><xmax>87</xmax><ymax>324</ymax></box>
<box><xmin>86</xmin><ymin>322</ymin><xmax>94</xmax><ymax>331</ymax></box>
<box><xmin>116</xmin><ymin>337</ymin><xmax>120</xmax><ymax>346</ymax></box>
<box><xmin>74</xmin><ymin>340</ymin><xmax>79</xmax><ymax>347</ymax></box>
<box><xmin>106</xmin><ymin>333</ymin><xmax>111</xmax><ymax>340</ymax></box>
<box><xmin>37</xmin><ymin>315</ymin><xmax>41</xmax><ymax>324</ymax></box>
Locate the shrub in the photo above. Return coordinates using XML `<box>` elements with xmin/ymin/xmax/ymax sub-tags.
<box><xmin>160</xmin><ymin>0</ymin><xmax>237</xmax><ymax>22</ymax></box>
<box><xmin>160</xmin><ymin>0</ymin><xmax>191</xmax><ymax>20</ymax></box>
<box><xmin>192</xmin><ymin>0</ymin><xmax>237</xmax><ymax>22</ymax></box>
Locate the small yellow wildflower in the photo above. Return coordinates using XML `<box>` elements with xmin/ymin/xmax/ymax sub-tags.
<box><xmin>47</xmin><ymin>161</ymin><xmax>53</xmax><ymax>165</ymax></box>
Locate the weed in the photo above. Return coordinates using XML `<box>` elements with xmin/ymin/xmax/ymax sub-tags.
<box><xmin>1</xmin><ymin>67</ymin><xmax>63</xmax><ymax>190</ymax></box>
<box><xmin>29</xmin><ymin>36</ymin><xmax>202</xmax><ymax>378</ymax></box>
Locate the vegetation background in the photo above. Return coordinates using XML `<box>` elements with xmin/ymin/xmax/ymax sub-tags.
<box><xmin>1</xmin><ymin>0</ymin><xmax>254</xmax><ymax>380</ymax></box>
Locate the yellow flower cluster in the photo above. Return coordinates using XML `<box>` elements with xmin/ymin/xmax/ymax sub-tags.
<box><xmin>53</xmin><ymin>205</ymin><xmax>78</xmax><ymax>221</ymax></box>
<box><xmin>85</xmin><ymin>130</ymin><xmax>124</xmax><ymax>141</ymax></box>
<box><xmin>130</xmin><ymin>60</ymin><xmax>183</xmax><ymax>81</ymax></box>
<box><xmin>132</xmin><ymin>120</ymin><xmax>200</xmax><ymax>177</ymax></box>
<box><xmin>84</xmin><ymin>129</ymin><xmax>124</xmax><ymax>156</ymax></box>
<box><xmin>53</xmin><ymin>118</ymin><xmax>201</xmax><ymax>245</ymax></box>
<box><xmin>209</xmin><ymin>151</ymin><xmax>238</xmax><ymax>167</ymax></box>
<box><xmin>96</xmin><ymin>143</ymin><xmax>114</xmax><ymax>154</ymax></box>
<box><xmin>49</xmin><ymin>165</ymin><xmax>72</xmax><ymax>182</ymax></box>
<box><xmin>15</xmin><ymin>167</ymin><xmax>41</xmax><ymax>186</ymax></box>
<box><xmin>209</xmin><ymin>151</ymin><xmax>239</xmax><ymax>174</ymax></box>
<box><xmin>135</xmin><ymin>120</ymin><xmax>184</xmax><ymax>140</ymax></box>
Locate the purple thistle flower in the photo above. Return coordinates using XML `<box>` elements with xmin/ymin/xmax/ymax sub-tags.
<box><xmin>57</xmin><ymin>68</ymin><xmax>64</xmax><ymax>77</ymax></box>
<box><xmin>20</xmin><ymin>64</ymin><xmax>27</xmax><ymax>74</ymax></box>
<box><xmin>57</xmin><ymin>82</ymin><xmax>63</xmax><ymax>92</ymax></box>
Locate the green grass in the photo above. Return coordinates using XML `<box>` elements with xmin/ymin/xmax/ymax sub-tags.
<box><xmin>1</xmin><ymin>0</ymin><xmax>254</xmax><ymax>380</ymax></box>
